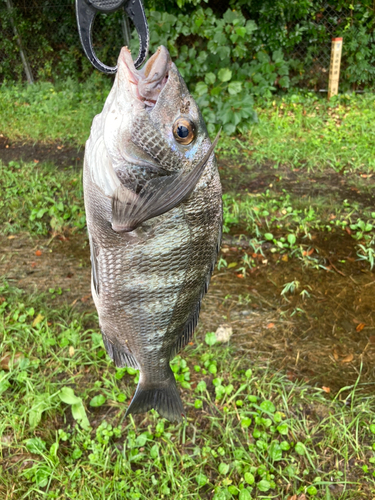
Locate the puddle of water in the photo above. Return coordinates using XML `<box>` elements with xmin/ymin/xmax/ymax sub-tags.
<box><xmin>199</xmin><ymin>230</ymin><xmax>375</xmax><ymax>395</ymax></box>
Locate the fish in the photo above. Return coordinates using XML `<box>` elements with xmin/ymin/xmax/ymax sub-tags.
<box><xmin>83</xmin><ymin>45</ymin><xmax>222</xmax><ymax>423</ymax></box>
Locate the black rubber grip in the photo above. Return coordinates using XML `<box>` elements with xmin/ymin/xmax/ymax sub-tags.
<box><xmin>76</xmin><ymin>0</ymin><xmax>149</xmax><ymax>73</ymax></box>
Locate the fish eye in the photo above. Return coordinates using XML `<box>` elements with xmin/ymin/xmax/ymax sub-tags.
<box><xmin>172</xmin><ymin>117</ymin><xmax>196</xmax><ymax>145</ymax></box>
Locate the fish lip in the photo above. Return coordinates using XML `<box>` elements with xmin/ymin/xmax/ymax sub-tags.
<box><xmin>119</xmin><ymin>45</ymin><xmax>172</xmax><ymax>108</ymax></box>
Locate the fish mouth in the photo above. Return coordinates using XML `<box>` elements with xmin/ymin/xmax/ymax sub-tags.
<box><xmin>120</xmin><ymin>46</ymin><xmax>172</xmax><ymax>108</ymax></box>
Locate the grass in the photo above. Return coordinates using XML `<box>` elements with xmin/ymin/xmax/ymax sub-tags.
<box><xmin>222</xmin><ymin>190</ymin><xmax>375</xmax><ymax>240</ymax></box>
<box><xmin>1</xmin><ymin>157</ymin><xmax>375</xmax><ymax>270</ymax></box>
<box><xmin>1</xmin><ymin>80</ymin><xmax>375</xmax><ymax>174</ymax></box>
<box><xmin>1</xmin><ymin>281</ymin><xmax>375</xmax><ymax>499</ymax></box>
<box><xmin>0</xmin><ymin>76</ymin><xmax>110</xmax><ymax>145</ymax></box>
<box><xmin>221</xmin><ymin>191</ymin><xmax>375</xmax><ymax>271</ymax></box>
<box><xmin>218</xmin><ymin>92</ymin><xmax>375</xmax><ymax>173</ymax></box>
<box><xmin>0</xmin><ymin>160</ymin><xmax>85</xmax><ymax>235</ymax></box>
<box><xmin>1</xmin><ymin>81</ymin><xmax>375</xmax><ymax>498</ymax></box>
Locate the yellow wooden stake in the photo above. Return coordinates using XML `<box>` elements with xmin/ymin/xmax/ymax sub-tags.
<box><xmin>328</xmin><ymin>37</ymin><xmax>343</xmax><ymax>99</ymax></box>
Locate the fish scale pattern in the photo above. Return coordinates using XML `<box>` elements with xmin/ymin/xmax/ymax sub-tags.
<box><xmin>83</xmin><ymin>54</ymin><xmax>222</xmax><ymax>420</ymax></box>
<box><xmin>128</xmin><ymin>114</ymin><xmax>222</xmax><ymax>357</ymax></box>
<box><xmin>115</xmin><ymin>164</ymin><xmax>160</xmax><ymax>193</ymax></box>
<box><xmin>168</xmin><ymin>163</ymin><xmax>222</xmax><ymax>356</ymax></box>
<box><xmin>84</xmin><ymin>149</ymin><xmax>221</xmax><ymax>380</ymax></box>
<box><xmin>84</xmin><ymin>174</ymin><xmax>194</xmax><ymax>379</ymax></box>
<box><xmin>131</xmin><ymin>113</ymin><xmax>186</xmax><ymax>173</ymax></box>
<box><xmin>104</xmin><ymin>219</ymin><xmax>191</xmax><ymax>377</ymax></box>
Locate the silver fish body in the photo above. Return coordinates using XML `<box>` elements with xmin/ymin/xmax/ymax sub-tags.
<box><xmin>84</xmin><ymin>46</ymin><xmax>222</xmax><ymax>422</ymax></box>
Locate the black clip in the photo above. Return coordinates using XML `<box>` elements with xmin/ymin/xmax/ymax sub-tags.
<box><xmin>75</xmin><ymin>0</ymin><xmax>149</xmax><ymax>73</ymax></box>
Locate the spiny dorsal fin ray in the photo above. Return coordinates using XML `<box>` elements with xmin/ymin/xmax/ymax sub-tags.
<box><xmin>89</xmin><ymin>235</ymin><xmax>100</xmax><ymax>296</ymax></box>
<box><xmin>171</xmin><ymin>223</ymin><xmax>222</xmax><ymax>358</ymax></box>
<box><xmin>111</xmin><ymin>130</ymin><xmax>221</xmax><ymax>232</ymax></box>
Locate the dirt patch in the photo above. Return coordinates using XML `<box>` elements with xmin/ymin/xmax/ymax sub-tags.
<box><xmin>2</xmin><ymin>140</ymin><xmax>375</xmax><ymax>208</ymax></box>
<box><xmin>0</xmin><ymin>233</ymin><xmax>92</xmax><ymax>310</ymax></box>
<box><xmin>2</xmin><ymin>230</ymin><xmax>375</xmax><ymax>396</ymax></box>
<box><xmin>0</xmin><ymin>139</ymin><xmax>84</xmax><ymax>169</ymax></box>
<box><xmin>205</xmin><ymin>231</ymin><xmax>375</xmax><ymax>395</ymax></box>
<box><xmin>219</xmin><ymin>156</ymin><xmax>375</xmax><ymax>207</ymax></box>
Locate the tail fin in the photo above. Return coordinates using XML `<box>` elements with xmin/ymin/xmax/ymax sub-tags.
<box><xmin>125</xmin><ymin>367</ymin><xmax>185</xmax><ymax>423</ymax></box>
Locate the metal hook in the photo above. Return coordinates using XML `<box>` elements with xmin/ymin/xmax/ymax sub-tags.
<box><xmin>75</xmin><ymin>0</ymin><xmax>149</xmax><ymax>74</ymax></box>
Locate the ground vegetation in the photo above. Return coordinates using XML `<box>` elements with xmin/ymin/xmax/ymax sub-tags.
<box><xmin>1</xmin><ymin>83</ymin><xmax>375</xmax><ymax>498</ymax></box>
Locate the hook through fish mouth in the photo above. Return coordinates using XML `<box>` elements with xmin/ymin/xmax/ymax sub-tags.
<box><xmin>120</xmin><ymin>46</ymin><xmax>172</xmax><ymax>108</ymax></box>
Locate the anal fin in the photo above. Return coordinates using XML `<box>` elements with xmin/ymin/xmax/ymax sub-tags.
<box><xmin>101</xmin><ymin>331</ymin><xmax>139</xmax><ymax>369</ymax></box>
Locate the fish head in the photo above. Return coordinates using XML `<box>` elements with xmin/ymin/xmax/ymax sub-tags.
<box><xmin>86</xmin><ymin>45</ymin><xmax>217</xmax><ymax>199</ymax></box>
<box><xmin>109</xmin><ymin>45</ymin><xmax>212</xmax><ymax>173</ymax></box>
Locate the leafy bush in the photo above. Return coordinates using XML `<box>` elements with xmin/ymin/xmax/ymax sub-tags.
<box><xmin>1</xmin><ymin>0</ymin><xmax>375</xmax><ymax>132</ymax></box>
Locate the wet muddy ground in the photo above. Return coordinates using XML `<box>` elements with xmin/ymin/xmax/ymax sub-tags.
<box><xmin>1</xmin><ymin>142</ymin><xmax>375</xmax><ymax>397</ymax></box>
<box><xmin>2</xmin><ymin>224</ymin><xmax>375</xmax><ymax>397</ymax></box>
<box><xmin>0</xmin><ymin>139</ymin><xmax>84</xmax><ymax>169</ymax></box>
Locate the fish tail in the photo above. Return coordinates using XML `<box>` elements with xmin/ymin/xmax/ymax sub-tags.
<box><xmin>125</xmin><ymin>367</ymin><xmax>185</xmax><ymax>423</ymax></box>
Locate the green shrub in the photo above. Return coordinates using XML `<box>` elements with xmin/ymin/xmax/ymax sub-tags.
<box><xmin>1</xmin><ymin>0</ymin><xmax>375</xmax><ymax>133</ymax></box>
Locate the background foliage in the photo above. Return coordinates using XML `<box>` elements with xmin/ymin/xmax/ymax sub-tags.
<box><xmin>1</xmin><ymin>0</ymin><xmax>375</xmax><ymax>133</ymax></box>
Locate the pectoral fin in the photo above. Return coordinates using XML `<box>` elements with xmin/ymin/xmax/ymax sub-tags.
<box><xmin>111</xmin><ymin>130</ymin><xmax>220</xmax><ymax>232</ymax></box>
